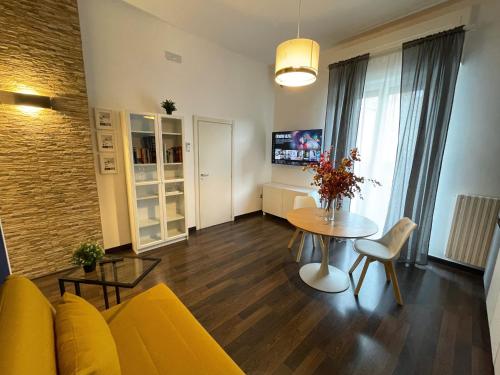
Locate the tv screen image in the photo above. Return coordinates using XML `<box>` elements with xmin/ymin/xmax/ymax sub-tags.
<box><xmin>272</xmin><ymin>129</ymin><xmax>323</xmax><ymax>166</ymax></box>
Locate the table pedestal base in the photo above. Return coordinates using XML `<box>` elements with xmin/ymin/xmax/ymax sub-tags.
<box><xmin>299</xmin><ymin>263</ymin><xmax>349</xmax><ymax>293</ymax></box>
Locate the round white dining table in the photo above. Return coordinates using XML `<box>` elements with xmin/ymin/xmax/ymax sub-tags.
<box><xmin>287</xmin><ymin>207</ymin><xmax>378</xmax><ymax>293</ymax></box>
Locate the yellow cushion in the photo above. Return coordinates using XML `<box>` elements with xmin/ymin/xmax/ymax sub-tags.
<box><xmin>0</xmin><ymin>275</ymin><xmax>57</xmax><ymax>375</ymax></box>
<box><xmin>56</xmin><ymin>293</ymin><xmax>121</xmax><ymax>375</ymax></box>
<box><xmin>102</xmin><ymin>283</ymin><xmax>244</xmax><ymax>375</ymax></box>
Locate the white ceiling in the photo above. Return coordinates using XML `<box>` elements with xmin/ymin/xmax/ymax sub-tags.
<box><xmin>123</xmin><ymin>0</ymin><xmax>448</xmax><ymax>63</ymax></box>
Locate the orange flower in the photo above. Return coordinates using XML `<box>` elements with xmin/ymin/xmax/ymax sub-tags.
<box><xmin>303</xmin><ymin>147</ymin><xmax>380</xmax><ymax>209</ymax></box>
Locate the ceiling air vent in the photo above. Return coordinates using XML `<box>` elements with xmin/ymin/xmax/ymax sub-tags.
<box><xmin>165</xmin><ymin>51</ymin><xmax>182</xmax><ymax>63</ymax></box>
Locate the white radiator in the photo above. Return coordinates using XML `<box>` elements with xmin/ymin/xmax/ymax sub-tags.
<box><xmin>445</xmin><ymin>194</ymin><xmax>500</xmax><ymax>268</ymax></box>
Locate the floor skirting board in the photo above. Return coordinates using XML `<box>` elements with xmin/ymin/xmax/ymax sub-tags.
<box><xmin>428</xmin><ymin>255</ymin><xmax>484</xmax><ymax>275</ymax></box>
<box><xmin>234</xmin><ymin>210</ymin><xmax>263</xmax><ymax>220</ymax></box>
<box><xmin>105</xmin><ymin>243</ymin><xmax>132</xmax><ymax>254</ymax></box>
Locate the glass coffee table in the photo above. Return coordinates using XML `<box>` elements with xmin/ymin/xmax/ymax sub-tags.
<box><xmin>58</xmin><ymin>255</ymin><xmax>160</xmax><ymax>309</ymax></box>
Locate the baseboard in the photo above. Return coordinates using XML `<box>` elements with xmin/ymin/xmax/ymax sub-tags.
<box><xmin>428</xmin><ymin>255</ymin><xmax>484</xmax><ymax>275</ymax></box>
<box><xmin>189</xmin><ymin>212</ymin><xmax>262</xmax><ymax>231</ymax></box>
<box><xmin>105</xmin><ymin>243</ymin><xmax>133</xmax><ymax>254</ymax></box>
<box><xmin>234</xmin><ymin>210</ymin><xmax>263</xmax><ymax>220</ymax></box>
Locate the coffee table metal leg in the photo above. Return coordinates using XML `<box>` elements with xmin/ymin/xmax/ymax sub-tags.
<box><xmin>102</xmin><ymin>285</ymin><xmax>109</xmax><ymax>309</ymax></box>
<box><xmin>115</xmin><ymin>286</ymin><xmax>121</xmax><ymax>304</ymax></box>
<box><xmin>74</xmin><ymin>282</ymin><xmax>81</xmax><ymax>296</ymax></box>
<box><xmin>111</xmin><ymin>260</ymin><xmax>120</xmax><ymax>304</ymax></box>
<box><xmin>59</xmin><ymin>280</ymin><xmax>66</xmax><ymax>296</ymax></box>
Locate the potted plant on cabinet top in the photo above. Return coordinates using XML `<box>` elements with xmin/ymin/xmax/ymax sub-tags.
<box><xmin>161</xmin><ymin>99</ymin><xmax>177</xmax><ymax>115</ymax></box>
<box><xmin>72</xmin><ymin>242</ymin><xmax>105</xmax><ymax>273</ymax></box>
<box><xmin>304</xmin><ymin>147</ymin><xmax>380</xmax><ymax>222</ymax></box>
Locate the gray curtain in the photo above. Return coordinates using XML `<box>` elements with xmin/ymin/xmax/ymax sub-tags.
<box><xmin>324</xmin><ymin>54</ymin><xmax>369</xmax><ymax>160</ymax></box>
<box><xmin>385</xmin><ymin>27</ymin><xmax>465</xmax><ymax>265</ymax></box>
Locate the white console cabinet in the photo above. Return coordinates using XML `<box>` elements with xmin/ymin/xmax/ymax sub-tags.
<box><xmin>262</xmin><ymin>183</ymin><xmax>318</xmax><ymax>219</ymax></box>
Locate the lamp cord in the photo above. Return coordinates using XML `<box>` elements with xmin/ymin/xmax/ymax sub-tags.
<box><xmin>297</xmin><ymin>0</ymin><xmax>302</xmax><ymax>38</ymax></box>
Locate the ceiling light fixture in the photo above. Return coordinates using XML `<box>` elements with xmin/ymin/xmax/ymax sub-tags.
<box><xmin>274</xmin><ymin>0</ymin><xmax>320</xmax><ymax>87</ymax></box>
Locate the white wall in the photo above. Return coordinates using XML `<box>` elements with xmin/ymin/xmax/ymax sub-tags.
<box><xmin>272</xmin><ymin>81</ymin><xmax>328</xmax><ymax>187</ymax></box>
<box><xmin>272</xmin><ymin>1</ymin><xmax>500</xmax><ymax>260</ymax></box>
<box><xmin>429</xmin><ymin>0</ymin><xmax>500</xmax><ymax>258</ymax></box>
<box><xmin>486</xmin><ymin>225</ymin><xmax>500</xmax><ymax>371</ymax></box>
<box><xmin>78</xmin><ymin>0</ymin><xmax>274</xmax><ymax>248</ymax></box>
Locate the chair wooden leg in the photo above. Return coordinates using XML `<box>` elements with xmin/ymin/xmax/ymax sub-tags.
<box><xmin>354</xmin><ymin>258</ymin><xmax>371</xmax><ymax>296</ymax></box>
<box><xmin>288</xmin><ymin>228</ymin><xmax>300</xmax><ymax>250</ymax></box>
<box><xmin>383</xmin><ymin>262</ymin><xmax>391</xmax><ymax>283</ymax></box>
<box><xmin>296</xmin><ymin>233</ymin><xmax>306</xmax><ymax>263</ymax></box>
<box><xmin>387</xmin><ymin>262</ymin><xmax>404</xmax><ymax>305</ymax></box>
<box><xmin>349</xmin><ymin>254</ymin><xmax>364</xmax><ymax>274</ymax></box>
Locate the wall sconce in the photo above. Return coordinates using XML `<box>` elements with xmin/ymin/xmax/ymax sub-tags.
<box><xmin>0</xmin><ymin>90</ymin><xmax>53</xmax><ymax>109</ymax></box>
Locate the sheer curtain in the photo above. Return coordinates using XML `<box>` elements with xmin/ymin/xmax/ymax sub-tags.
<box><xmin>350</xmin><ymin>50</ymin><xmax>402</xmax><ymax>236</ymax></box>
<box><xmin>384</xmin><ymin>27</ymin><xmax>465</xmax><ymax>265</ymax></box>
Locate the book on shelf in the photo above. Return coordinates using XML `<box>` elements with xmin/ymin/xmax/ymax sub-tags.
<box><xmin>133</xmin><ymin>136</ymin><xmax>156</xmax><ymax>164</ymax></box>
<box><xmin>164</xmin><ymin>146</ymin><xmax>183</xmax><ymax>164</ymax></box>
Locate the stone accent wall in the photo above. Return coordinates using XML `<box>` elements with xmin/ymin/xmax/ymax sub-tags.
<box><xmin>0</xmin><ymin>0</ymin><xmax>103</xmax><ymax>278</ymax></box>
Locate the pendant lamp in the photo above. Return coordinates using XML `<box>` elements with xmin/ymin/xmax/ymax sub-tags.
<box><xmin>275</xmin><ymin>0</ymin><xmax>320</xmax><ymax>87</ymax></box>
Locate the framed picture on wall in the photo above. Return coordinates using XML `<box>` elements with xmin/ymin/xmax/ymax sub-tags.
<box><xmin>94</xmin><ymin>108</ymin><xmax>114</xmax><ymax>129</ymax></box>
<box><xmin>99</xmin><ymin>153</ymin><xmax>118</xmax><ymax>174</ymax></box>
<box><xmin>96</xmin><ymin>131</ymin><xmax>116</xmax><ymax>152</ymax></box>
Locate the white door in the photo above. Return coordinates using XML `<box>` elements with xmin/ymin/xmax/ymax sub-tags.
<box><xmin>196</xmin><ymin>119</ymin><xmax>232</xmax><ymax>228</ymax></box>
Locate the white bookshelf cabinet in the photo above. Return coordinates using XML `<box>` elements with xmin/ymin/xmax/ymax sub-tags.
<box><xmin>121</xmin><ymin>112</ymin><xmax>188</xmax><ymax>253</ymax></box>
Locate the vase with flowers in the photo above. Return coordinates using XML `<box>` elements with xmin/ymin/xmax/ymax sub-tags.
<box><xmin>304</xmin><ymin>148</ymin><xmax>380</xmax><ymax>222</ymax></box>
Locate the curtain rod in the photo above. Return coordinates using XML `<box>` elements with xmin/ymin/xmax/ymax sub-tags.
<box><xmin>404</xmin><ymin>25</ymin><xmax>465</xmax><ymax>47</ymax></box>
<box><xmin>328</xmin><ymin>54</ymin><xmax>369</xmax><ymax>69</ymax></box>
<box><xmin>330</xmin><ymin>24</ymin><xmax>472</xmax><ymax>62</ymax></box>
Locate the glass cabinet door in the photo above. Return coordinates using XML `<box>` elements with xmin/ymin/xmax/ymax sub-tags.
<box><xmin>136</xmin><ymin>184</ymin><xmax>162</xmax><ymax>246</ymax></box>
<box><xmin>160</xmin><ymin>117</ymin><xmax>185</xmax><ymax>237</ymax></box>
<box><xmin>130</xmin><ymin>114</ymin><xmax>158</xmax><ymax>183</ymax></box>
<box><xmin>164</xmin><ymin>181</ymin><xmax>186</xmax><ymax>238</ymax></box>
<box><xmin>161</xmin><ymin>117</ymin><xmax>183</xmax><ymax>182</ymax></box>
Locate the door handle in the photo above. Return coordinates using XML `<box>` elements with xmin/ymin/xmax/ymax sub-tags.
<box><xmin>200</xmin><ymin>173</ymin><xmax>209</xmax><ymax>177</ymax></box>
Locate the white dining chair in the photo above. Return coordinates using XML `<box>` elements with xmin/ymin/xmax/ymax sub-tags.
<box><xmin>288</xmin><ymin>196</ymin><xmax>318</xmax><ymax>262</ymax></box>
<box><xmin>349</xmin><ymin>217</ymin><xmax>417</xmax><ymax>305</ymax></box>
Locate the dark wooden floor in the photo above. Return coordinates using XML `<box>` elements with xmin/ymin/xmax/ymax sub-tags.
<box><xmin>35</xmin><ymin>214</ymin><xmax>494</xmax><ymax>375</ymax></box>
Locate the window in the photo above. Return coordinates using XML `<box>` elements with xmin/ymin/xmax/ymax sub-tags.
<box><xmin>350</xmin><ymin>50</ymin><xmax>402</xmax><ymax>236</ymax></box>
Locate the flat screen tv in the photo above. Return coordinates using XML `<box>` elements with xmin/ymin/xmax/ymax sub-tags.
<box><xmin>272</xmin><ymin>129</ymin><xmax>323</xmax><ymax>166</ymax></box>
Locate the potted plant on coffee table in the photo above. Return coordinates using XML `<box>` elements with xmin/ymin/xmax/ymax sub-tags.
<box><xmin>72</xmin><ymin>242</ymin><xmax>105</xmax><ymax>273</ymax></box>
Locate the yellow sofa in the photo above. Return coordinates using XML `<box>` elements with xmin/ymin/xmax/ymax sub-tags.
<box><xmin>0</xmin><ymin>276</ymin><xmax>244</xmax><ymax>375</ymax></box>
